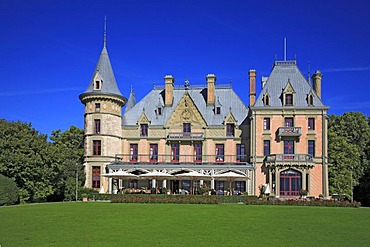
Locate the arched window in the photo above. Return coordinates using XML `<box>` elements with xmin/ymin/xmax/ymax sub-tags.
<box><xmin>280</xmin><ymin>169</ymin><xmax>302</xmax><ymax>196</ymax></box>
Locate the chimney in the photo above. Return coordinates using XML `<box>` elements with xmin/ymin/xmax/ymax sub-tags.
<box><xmin>164</xmin><ymin>75</ymin><xmax>174</xmax><ymax>106</ymax></box>
<box><xmin>312</xmin><ymin>70</ymin><xmax>322</xmax><ymax>98</ymax></box>
<box><xmin>206</xmin><ymin>74</ymin><xmax>216</xmax><ymax>106</ymax></box>
<box><xmin>249</xmin><ymin>69</ymin><xmax>256</xmax><ymax>106</ymax></box>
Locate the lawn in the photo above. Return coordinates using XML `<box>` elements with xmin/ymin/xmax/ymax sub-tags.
<box><xmin>1</xmin><ymin>202</ymin><xmax>369</xmax><ymax>246</ymax></box>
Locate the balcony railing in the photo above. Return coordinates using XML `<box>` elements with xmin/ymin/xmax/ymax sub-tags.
<box><xmin>277</xmin><ymin>127</ymin><xmax>302</xmax><ymax>137</ymax></box>
<box><xmin>264</xmin><ymin>154</ymin><xmax>314</xmax><ymax>167</ymax></box>
<box><xmin>115</xmin><ymin>154</ymin><xmax>248</xmax><ymax>165</ymax></box>
<box><xmin>167</xmin><ymin>132</ymin><xmax>204</xmax><ymax>141</ymax></box>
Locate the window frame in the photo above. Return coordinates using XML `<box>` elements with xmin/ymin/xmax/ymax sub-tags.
<box><xmin>263</xmin><ymin>117</ymin><xmax>270</xmax><ymax>130</ymax></box>
<box><xmin>140</xmin><ymin>124</ymin><xmax>148</xmax><ymax>137</ymax></box>
<box><xmin>308</xmin><ymin>140</ymin><xmax>315</xmax><ymax>156</ymax></box>
<box><xmin>216</xmin><ymin>144</ymin><xmax>224</xmax><ymax>162</ymax></box>
<box><xmin>236</xmin><ymin>144</ymin><xmax>245</xmax><ymax>162</ymax></box>
<box><xmin>284</xmin><ymin>117</ymin><xmax>294</xmax><ymax>127</ymax></box>
<box><xmin>94</xmin><ymin>119</ymin><xmax>101</xmax><ymax>134</ymax></box>
<box><xmin>284</xmin><ymin>140</ymin><xmax>294</xmax><ymax>154</ymax></box>
<box><xmin>171</xmin><ymin>143</ymin><xmax>180</xmax><ymax>162</ymax></box>
<box><xmin>93</xmin><ymin>140</ymin><xmax>101</xmax><ymax>156</ymax></box>
<box><xmin>308</xmin><ymin>118</ymin><xmax>315</xmax><ymax>131</ymax></box>
<box><xmin>194</xmin><ymin>143</ymin><xmax>202</xmax><ymax>162</ymax></box>
<box><xmin>150</xmin><ymin>144</ymin><xmax>158</xmax><ymax>162</ymax></box>
<box><xmin>92</xmin><ymin>166</ymin><xmax>101</xmax><ymax>188</ymax></box>
<box><xmin>226</xmin><ymin>123</ymin><xmax>235</xmax><ymax>137</ymax></box>
<box><xmin>263</xmin><ymin>140</ymin><xmax>270</xmax><ymax>156</ymax></box>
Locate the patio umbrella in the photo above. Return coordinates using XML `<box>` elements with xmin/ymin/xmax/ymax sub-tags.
<box><xmin>139</xmin><ymin>171</ymin><xmax>174</xmax><ymax>193</ymax></box>
<box><xmin>213</xmin><ymin>171</ymin><xmax>249</xmax><ymax>195</ymax></box>
<box><xmin>102</xmin><ymin>170</ymin><xmax>139</xmax><ymax>179</ymax></box>
<box><xmin>264</xmin><ymin>183</ymin><xmax>271</xmax><ymax>194</ymax></box>
<box><xmin>175</xmin><ymin>171</ymin><xmax>211</xmax><ymax>194</ymax></box>
<box><xmin>102</xmin><ymin>171</ymin><xmax>139</xmax><ymax>193</ymax></box>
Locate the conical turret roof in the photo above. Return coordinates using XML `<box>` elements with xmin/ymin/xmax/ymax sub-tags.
<box><xmin>124</xmin><ymin>87</ymin><xmax>136</xmax><ymax>114</ymax></box>
<box><xmin>79</xmin><ymin>45</ymin><xmax>125</xmax><ymax>101</ymax></box>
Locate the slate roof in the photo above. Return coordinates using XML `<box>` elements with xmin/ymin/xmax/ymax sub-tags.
<box><xmin>124</xmin><ymin>88</ymin><xmax>136</xmax><ymax>114</ymax></box>
<box><xmin>79</xmin><ymin>46</ymin><xmax>125</xmax><ymax>100</ymax></box>
<box><xmin>253</xmin><ymin>60</ymin><xmax>327</xmax><ymax>108</ymax></box>
<box><xmin>122</xmin><ymin>85</ymin><xmax>248</xmax><ymax>126</ymax></box>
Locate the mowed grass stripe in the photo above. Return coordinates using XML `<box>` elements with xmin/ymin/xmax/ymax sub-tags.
<box><xmin>1</xmin><ymin>203</ymin><xmax>369</xmax><ymax>246</ymax></box>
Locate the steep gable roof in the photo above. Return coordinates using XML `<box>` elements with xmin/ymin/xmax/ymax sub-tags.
<box><xmin>122</xmin><ymin>85</ymin><xmax>248</xmax><ymax>126</ymax></box>
<box><xmin>253</xmin><ymin>61</ymin><xmax>327</xmax><ymax>108</ymax></box>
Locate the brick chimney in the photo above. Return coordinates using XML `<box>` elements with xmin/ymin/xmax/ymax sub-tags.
<box><xmin>312</xmin><ymin>70</ymin><xmax>322</xmax><ymax>98</ymax></box>
<box><xmin>249</xmin><ymin>69</ymin><xmax>256</xmax><ymax>106</ymax></box>
<box><xmin>164</xmin><ymin>75</ymin><xmax>174</xmax><ymax>106</ymax></box>
<box><xmin>206</xmin><ymin>74</ymin><xmax>216</xmax><ymax>106</ymax></box>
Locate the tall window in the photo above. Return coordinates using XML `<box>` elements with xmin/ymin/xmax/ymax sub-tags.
<box><xmin>171</xmin><ymin>143</ymin><xmax>180</xmax><ymax>162</ymax></box>
<box><xmin>236</xmin><ymin>144</ymin><xmax>245</xmax><ymax>162</ymax></box>
<box><xmin>263</xmin><ymin>118</ymin><xmax>270</xmax><ymax>130</ymax></box>
<box><xmin>263</xmin><ymin>140</ymin><xmax>270</xmax><ymax>156</ymax></box>
<box><xmin>234</xmin><ymin>181</ymin><xmax>246</xmax><ymax>193</ymax></box>
<box><xmin>183</xmin><ymin>123</ymin><xmax>191</xmax><ymax>133</ymax></box>
<box><xmin>130</xmin><ymin>144</ymin><xmax>138</xmax><ymax>162</ymax></box>
<box><xmin>94</xmin><ymin>119</ymin><xmax>101</xmax><ymax>134</ymax></box>
<box><xmin>308</xmin><ymin>95</ymin><xmax>314</xmax><ymax>106</ymax></box>
<box><xmin>215</xmin><ymin>181</ymin><xmax>224</xmax><ymax>194</ymax></box>
<box><xmin>308</xmin><ymin>140</ymin><xmax>315</xmax><ymax>156</ymax></box>
<box><xmin>94</xmin><ymin>80</ymin><xmax>101</xmax><ymax>90</ymax></box>
<box><xmin>216</xmin><ymin>144</ymin><xmax>224</xmax><ymax>162</ymax></box>
<box><xmin>216</xmin><ymin>107</ymin><xmax>221</xmax><ymax>115</ymax></box>
<box><xmin>284</xmin><ymin>140</ymin><xmax>294</xmax><ymax>154</ymax></box>
<box><xmin>93</xmin><ymin>140</ymin><xmax>101</xmax><ymax>156</ymax></box>
<box><xmin>285</xmin><ymin>94</ymin><xmax>293</xmax><ymax>105</ymax></box>
<box><xmin>150</xmin><ymin>144</ymin><xmax>158</xmax><ymax>162</ymax></box>
<box><xmin>285</xmin><ymin>117</ymin><xmax>293</xmax><ymax>127</ymax></box>
<box><xmin>226</xmin><ymin>124</ymin><xmax>235</xmax><ymax>137</ymax></box>
<box><xmin>308</xmin><ymin>118</ymin><xmax>315</xmax><ymax>130</ymax></box>
<box><xmin>95</xmin><ymin>103</ymin><xmax>101</xmax><ymax>112</ymax></box>
<box><xmin>140</xmin><ymin>124</ymin><xmax>148</xmax><ymax>137</ymax></box>
<box><xmin>194</xmin><ymin>143</ymin><xmax>202</xmax><ymax>162</ymax></box>
<box><xmin>92</xmin><ymin>166</ymin><xmax>101</xmax><ymax>188</ymax></box>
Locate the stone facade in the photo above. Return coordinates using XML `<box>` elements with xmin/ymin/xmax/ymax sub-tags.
<box><xmin>80</xmin><ymin>42</ymin><xmax>328</xmax><ymax>198</ymax></box>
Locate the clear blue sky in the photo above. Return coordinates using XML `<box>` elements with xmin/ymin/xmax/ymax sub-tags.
<box><xmin>1</xmin><ymin>0</ymin><xmax>370</xmax><ymax>135</ymax></box>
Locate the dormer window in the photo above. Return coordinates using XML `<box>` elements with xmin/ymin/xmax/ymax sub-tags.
<box><xmin>285</xmin><ymin>93</ymin><xmax>293</xmax><ymax>105</ymax></box>
<box><xmin>226</xmin><ymin>123</ymin><xmax>235</xmax><ymax>137</ymax></box>
<box><xmin>95</xmin><ymin>80</ymin><xmax>101</xmax><ymax>90</ymax></box>
<box><xmin>307</xmin><ymin>92</ymin><xmax>314</xmax><ymax>106</ymax></box>
<box><xmin>263</xmin><ymin>92</ymin><xmax>270</xmax><ymax>106</ymax></box>
<box><xmin>156</xmin><ymin>107</ymin><xmax>162</xmax><ymax>115</ymax></box>
<box><xmin>282</xmin><ymin>80</ymin><xmax>295</xmax><ymax>106</ymax></box>
<box><xmin>216</xmin><ymin>107</ymin><xmax>221</xmax><ymax>115</ymax></box>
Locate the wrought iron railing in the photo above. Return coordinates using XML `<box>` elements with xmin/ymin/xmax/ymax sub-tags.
<box><xmin>265</xmin><ymin>154</ymin><xmax>313</xmax><ymax>163</ymax></box>
<box><xmin>277</xmin><ymin>127</ymin><xmax>302</xmax><ymax>137</ymax></box>
<box><xmin>115</xmin><ymin>154</ymin><xmax>249</xmax><ymax>164</ymax></box>
<box><xmin>167</xmin><ymin>132</ymin><xmax>204</xmax><ymax>140</ymax></box>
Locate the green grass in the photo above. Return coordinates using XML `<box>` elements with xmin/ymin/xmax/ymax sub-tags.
<box><xmin>1</xmin><ymin>203</ymin><xmax>369</xmax><ymax>246</ymax></box>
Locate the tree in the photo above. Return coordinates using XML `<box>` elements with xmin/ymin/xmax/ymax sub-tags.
<box><xmin>49</xmin><ymin>126</ymin><xmax>84</xmax><ymax>201</ymax></box>
<box><xmin>0</xmin><ymin>174</ymin><xmax>19</xmax><ymax>206</ymax></box>
<box><xmin>0</xmin><ymin>119</ymin><xmax>57</xmax><ymax>203</ymax></box>
<box><xmin>328</xmin><ymin>112</ymin><xmax>370</xmax><ymax>204</ymax></box>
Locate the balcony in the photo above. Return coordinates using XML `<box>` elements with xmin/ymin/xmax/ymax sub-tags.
<box><xmin>115</xmin><ymin>154</ymin><xmax>248</xmax><ymax>165</ymax></box>
<box><xmin>264</xmin><ymin>154</ymin><xmax>314</xmax><ymax>168</ymax></box>
<box><xmin>167</xmin><ymin>132</ymin><xmax>204</xmax><ymax>141</ymax></box>
<box><xmin>277</xmin><ymin>127</ymin><xmax>302</xmax><ymax>138</ymax></box>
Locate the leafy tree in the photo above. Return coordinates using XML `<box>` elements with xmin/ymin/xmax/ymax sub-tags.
<box><xmin>48</xmin><ymin>126</ymin><xmax>84</xmax><ymax>201</ymax></box>
<box><xmin>0</xmin><ymin>119</ymin><xmax>57</xmax><ymax>203</ymax></box>
<box><xmin>0</xmin><ymin>174</ymin><xmax>19</xmax><ymax>206</ymax></box>
<box><xmin>328</xmin><ymin>129</ymin><xmax>360</xmax><ymax>199</ymax></box>
<box><xmin>328</xmin><ymin>112</ymin><xmax>370</xmax><ymax>204</ymax></box>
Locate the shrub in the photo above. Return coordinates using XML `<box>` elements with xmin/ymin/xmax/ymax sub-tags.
<box><xmin>0</xmin><ymin>174</ymin><xmax>19</xmax><ymax>206</ymax></box>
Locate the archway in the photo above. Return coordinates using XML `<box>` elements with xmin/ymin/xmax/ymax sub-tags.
<box><xmin>280</xmin><ymin>169</ymin><xmax>302</xmax><ymax>196</ymax></box>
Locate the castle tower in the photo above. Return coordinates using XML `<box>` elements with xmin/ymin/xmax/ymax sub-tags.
<box><xmin>79</xmin><ymin>23</ymin><xmax>127</xmax><ymax>190</ymax></box>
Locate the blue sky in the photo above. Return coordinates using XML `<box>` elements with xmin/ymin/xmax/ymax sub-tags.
<box><xmin>1</xmin><ymin>0</ymin><xmax>370</xmax><ymax>135</ymax></box>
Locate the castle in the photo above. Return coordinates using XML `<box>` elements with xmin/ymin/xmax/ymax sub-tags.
<box><xmin>79</xmin><ymin>35</ymin><xmax>329</xmax><ymax>197</ymax></box>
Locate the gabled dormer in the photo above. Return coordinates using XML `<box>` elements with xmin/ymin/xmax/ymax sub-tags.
<box><xmin>224</xmin><ymin>110</ymin><xmax>237</xmax><ymax>137</ymax></box>
<box><xmin>263</xmin><ymin>91</ymin><xmax>271</xmax><ymax>106</ymax></box>
<box><xmin>137</xmin><ymin>110</ymin><xmax>150</xmax><ymax>137</ymax></box>
<box><xmin>93</xmin><ymin>73</ymin><xmax>103</xmax><ymax>90</ymax></box>
<box><xmin>282</xmin><ymin>79</ymin><xmax>295</xmax><ymax>106</ymax></box>
<box><xmin>214</xmin><ymin>97</ymin><xmax>222</xmax><ymax>115</ymax></box>
<box><xmin>307</xmin><ymin>90</ymin><xmax>315</xmax><ymax>106</ymax></box>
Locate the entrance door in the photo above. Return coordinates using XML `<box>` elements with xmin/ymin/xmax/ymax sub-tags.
<box><xmin>280</xmin><ymin>169</ymin><xmax>301</xmax><ymax>196</ymax></box>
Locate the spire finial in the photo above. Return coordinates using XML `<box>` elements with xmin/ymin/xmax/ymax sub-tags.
<box><xmin>307</xmin><ymin>61</ymin><xmax>311</xmax><ymax>83</ymax></box>
<box><xmin>284</xmin><ymin>37</ymin><xmax>287</xmax><ymax>61</ymax></box>
<box><xmin>185</xmin><ymin>76</ymin><xmax>189</xmax><ymax>90</ymax></box>
<box><xmin>104</xmin><ymin>15</ymin><xmax>107</xmax><ymax>48</ymax></box>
